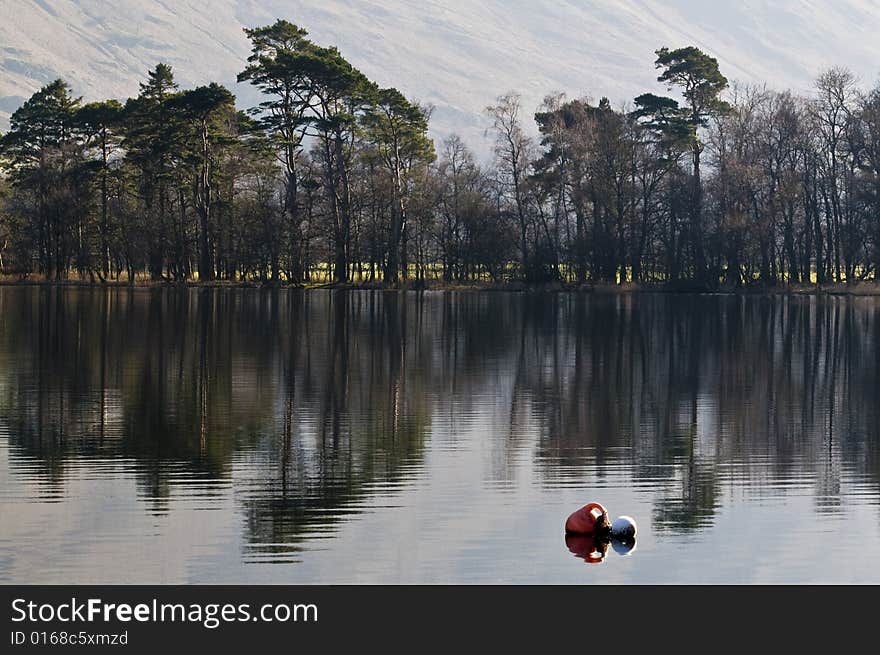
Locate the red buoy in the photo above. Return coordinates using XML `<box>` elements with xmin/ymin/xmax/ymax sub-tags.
<box><xmin>565</xmin><ymin>502</ymin><xmax>611</xmax><ymax>536</ymax></box>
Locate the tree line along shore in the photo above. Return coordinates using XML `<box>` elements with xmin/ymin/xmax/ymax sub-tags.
<box><xmin>1</xmin><ymin>20</ymin><xmax>880</xmax><ymax>292</ymax></box>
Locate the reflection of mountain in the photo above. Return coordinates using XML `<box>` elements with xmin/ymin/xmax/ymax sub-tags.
<box><xmin>1</xmin><ymin>289</ymin><xmax>879</xmax><ymax>549</ymax></box>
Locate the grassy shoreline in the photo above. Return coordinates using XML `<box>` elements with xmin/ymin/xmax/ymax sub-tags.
<box><xmin>2</xmin><ymin>276</ymin><xmax>880</xmax><ymax>296</ymax></box>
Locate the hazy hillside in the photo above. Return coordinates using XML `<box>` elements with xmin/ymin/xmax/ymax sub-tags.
<box><xmin>2</xmin><ymin>1</ymin><xmax>880</xmax><ymax>151</ymax></box>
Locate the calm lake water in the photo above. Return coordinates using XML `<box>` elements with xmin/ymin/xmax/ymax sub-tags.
<box><xmin>1</xmin><ymin>287</ymin><xmax>879</xmax><ymax>584</ymax></box>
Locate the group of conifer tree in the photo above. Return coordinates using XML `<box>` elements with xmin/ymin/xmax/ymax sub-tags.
<box><xmin>1</xmin><ymin>20</ymin><xmax>879</xmax><ymax>287</ymax></box>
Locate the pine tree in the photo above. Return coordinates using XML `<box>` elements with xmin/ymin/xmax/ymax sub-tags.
<box><xmin>1</xmin><ymin>79</ymin><xmax>82</xmax><ymax>278</ymax></box>
<box><xmin>240</xmin><ymin>20</ymin><xmax>375</xmax><ymax>283</ymax></box>
<box><xmin>167</xmin><ymin>83</ymin><xmax>237</xmax><ymax>282</ymax></box>
<box><xmin>654</xmin><ymin>46</ymin><xmax>729</xmax><ymax>282</ymax></box>
<box><xmin>123</xmin><ymin>64</ymin><xmax>180</xmax><ymax>280</ymax></box>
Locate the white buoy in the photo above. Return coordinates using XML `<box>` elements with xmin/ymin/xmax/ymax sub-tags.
<box><xmin>611</xmin><ymin>515</ymin><xmax>637</xmax><ymax>540</ymax></box>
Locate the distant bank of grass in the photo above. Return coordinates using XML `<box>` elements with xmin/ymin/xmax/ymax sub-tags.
<box><xmin>3</xmin><ymin>273</ymin><xmax>880</xmax><ymax>296</ymax></box>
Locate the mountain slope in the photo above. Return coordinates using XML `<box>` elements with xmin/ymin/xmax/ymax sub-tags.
<box><xmin>2</xmin><ymin>1</ymin><xmax>880</xmax><ymax>152</ymax></box>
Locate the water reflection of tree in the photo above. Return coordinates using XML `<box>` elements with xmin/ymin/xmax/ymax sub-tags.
<box><xmin>2</xmin><ymin>288</ymin><xmax>880</xmax><ymax>546</ymax></box>
<box><xmin>240</xmin><ymin>291</ymin><xmax>438</xmax><ymax>559</ymax></box>
<box><xmin>0</xmin><ymin>288</ymin><xmax>275</xmax><ymax>508</ymax></box>
<box><xmin>529</xmin><ymin>294</ymin><xmax>880</xmax><ymax>533</ymax></box>
<box><xmin>0</xmin><ymin>289</ymin><xmax>440</xmax><ymax>550</ymax></box>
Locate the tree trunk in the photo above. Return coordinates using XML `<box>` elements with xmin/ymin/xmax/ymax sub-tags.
<box><xmin>197</xmin><ymin>120</ymin><xmax>214</xmax><ymax>282</ymax></box>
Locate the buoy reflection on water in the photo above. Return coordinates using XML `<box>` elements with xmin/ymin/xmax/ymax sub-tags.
<box><xmin>565</xmin><ymin>534</ymin><xmax>611</xmax><ymax>564</ymax></box>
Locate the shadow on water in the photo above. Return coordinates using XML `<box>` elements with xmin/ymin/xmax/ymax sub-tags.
<box><xmin>2</xmin><ymin>287</ymin><xmax>880</xmax><ymax>567</ymax></box>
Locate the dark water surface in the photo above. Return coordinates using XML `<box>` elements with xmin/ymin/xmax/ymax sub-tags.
<box><xmin>1</xmin><ymin>287</ymin><xmax>879</xmax><ymax>584</ymax></box>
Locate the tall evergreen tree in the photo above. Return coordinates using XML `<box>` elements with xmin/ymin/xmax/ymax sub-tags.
<box><xmin>238</xmin><ymin>20</ymin><xmax>312</xmax><ymax>282</ymax></box>
<box><xmin>124</xmin><ymin>63</ymin><xmax>179</xmax><ymax>280</ymax></box>
<box><xmin>167</xmin><ymin>83</ymin><xmax>237</xmax><ymax>282</ymax></box>
<box><xmin>654</xmin><ymin>46</ymin><xmax>730</xmax><ymax>282</ymax></box>
<box><xmin>0</xmin><ymin>79</ymin><xmax>82</xmax><ymax>279</ymax></box>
